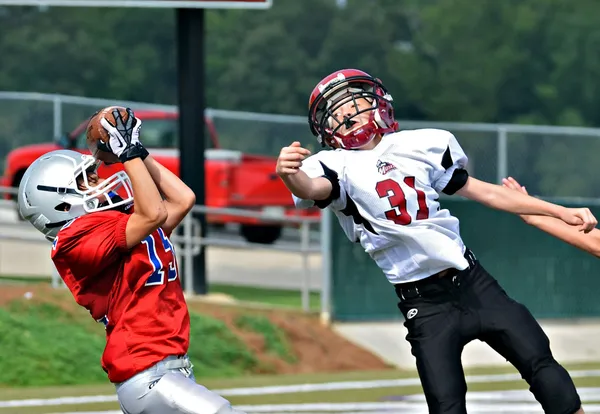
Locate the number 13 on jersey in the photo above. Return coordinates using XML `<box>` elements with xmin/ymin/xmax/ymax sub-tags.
<box><xmin>376</xmin><ymin>177</ymin><xmax>429</xmax><ymax>225</ymax></box>
<box><xmin>142</xmin><ymin>228</ymin><xmax>178</xmax><ymax>286</ymax></box>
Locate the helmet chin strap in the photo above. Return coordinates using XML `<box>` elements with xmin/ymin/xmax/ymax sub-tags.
<box><xmin>98</xmin><ymin>192</ymin><xmax>126</xmax><ymax>209</ymax></box>
<box><xmin>336</xmin><ymin>125</ymin><xmax>377</xmax><ymax>149</ymax></box>
<box><xmin>333</xmin><ymin>108</ymin><xmax>381</xmax><ymax>149</ymax></box>
<box><xmin>323</xmin><ymin>87</ymin><xmax>390</xmax><ymax>150</ymax></box>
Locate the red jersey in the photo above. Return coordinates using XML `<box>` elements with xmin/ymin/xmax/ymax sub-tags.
<box><xmin>51</xmin><ymin>209</ymin><xmax>190</xmax><ymax>383</ymax></box>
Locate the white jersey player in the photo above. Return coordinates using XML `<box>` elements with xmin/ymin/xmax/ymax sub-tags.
<box><xmin>295</xmin><ymin>127</ymin><xmax>470</xmax><ymax>284</ymax></box>
<box><xmin>277</xmin><ymin>68</ymin><xmax>592</xmax><ymax>414</ymax></box>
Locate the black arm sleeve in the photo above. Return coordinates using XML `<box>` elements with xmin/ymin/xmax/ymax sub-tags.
<box><xmin>442</xmin><ymin>168</ymin><xmax>469</xmax><ymax>195</ymax></box>
<box><xmin>313</xmin><ymin>161</ymin><xmax>341</xmax><ymax>209</ymax></box>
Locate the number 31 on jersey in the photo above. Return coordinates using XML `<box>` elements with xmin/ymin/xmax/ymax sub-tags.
<box><xmin>376</xmin><ymin>177</ymin><xmax>429</xmax><ymax>225</ymax></box>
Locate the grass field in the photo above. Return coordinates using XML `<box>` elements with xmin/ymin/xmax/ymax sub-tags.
<box><xmin>1</xmin><ymin>278</ymin><xmax>599</xmax><ymax>413</ymax></box>
<box><xmin>0</xmin><ymin>276</ymin><xmax>321</xmax><ymax>311</ymax></box>
<box><xmin>1</xmin><ymin>363</ymin><xmax>600</xmax><ymax>413</ymax></box>
<box><xmin>205</xmin><ymin>283</ymin><xmax>321</xmax><ymax>311</ymax></box>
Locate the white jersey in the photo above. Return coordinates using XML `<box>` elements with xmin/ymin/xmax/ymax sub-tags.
<box><xmin>293</xmin><ymin>129</ymin><xmax>470</xmax><ymax>284</ymax></box>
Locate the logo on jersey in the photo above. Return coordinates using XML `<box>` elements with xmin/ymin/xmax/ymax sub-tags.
<box><xmin>407</xmin><ymin>308</ymin><xmax>418</xmax><ymax>319</ymax></box>
<box><xmin>96</xmin><ymin>315</ymin><xmax>109</xmax><ymax>329</ymax></box>
<box><xmin>376</xmin><ymin>159</ymin><xmax>397</xmax><ymax>175</ymax></box>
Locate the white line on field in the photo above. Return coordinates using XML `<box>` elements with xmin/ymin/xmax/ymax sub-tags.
<box><xmin>52</xmin><ymin>400</ymin><xmax>600</xmax><ymax>414</ymax></box>
<box><xmin>0</xmin><ymin>394</ymin><xmax>117</xmax><ymax>408</ymax></box>
<box><xmin>3</xmin><ymin>370</ymin><xmax>600</xmax><ymax>408</ymax></box>
<box><xmin>53</xmin><ymin>412</ymin><xmax>122</xmax><ymax>414</ymax></box>
<box><xmin>398</xmin><ymin>387</ymin><xmax>600</xmax><ymax>401</ymax></box>
<box><xmin>217</xmin><ymin>369</ymin><xmax>600</xmax><ymax>397</ymax></box>
<box><xmin>233</xmin><ymin>402</ymin><xmax>600</xmax><ymax>413</ymax></box>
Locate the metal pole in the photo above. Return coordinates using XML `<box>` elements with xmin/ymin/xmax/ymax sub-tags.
<box><xmin>497</xmin><ymin>127</ymin><xmax>508</xmax><ymax>184</ymax></box>
<box><xmin>51</xmin><ymin>262</ymin><xmax>60</xmax><ymax>289</ymax></box>
<box><xmin>300</xmin><ymin>221</ymin><xmax>310</xmax><ymax>312</ymax></box>
<box><xmin>183</xmin><ymin>214</ymin><xmax>194</xmax><ymax>297</ymax></box>
<box><xmin>53</xmin><ymin>95</ymin><xmax>62</xmax><ymax>140</ymax></box>
<box><xmin>177</xmin><ymin>7</ymin><xmax>207</xmax><ymax>294</ymax></box>
<box><xmin>319</xmin><ymin>209</ymin><xmax>332</xmax><ymax>325</ymax></box>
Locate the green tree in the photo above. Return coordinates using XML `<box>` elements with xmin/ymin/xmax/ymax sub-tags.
<box><xmin>0</xmin><ymin>6</ymin><xmax>176</xmax><ymax>103</ymax></box>
<box><xmin>1</xmin><ymin>0</ymin><xmax>600</xmax><ymax>197</ymax></box>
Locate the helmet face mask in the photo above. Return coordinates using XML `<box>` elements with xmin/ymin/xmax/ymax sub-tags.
<box><xmin>308</xmin><ymin>70</ymin><xmax>398</xmax><ymax>150</ymax></box>
<box><xmin>18</xmin><ymin>150</ymin><xmax>134</xmax><ymax>242</ymax></box>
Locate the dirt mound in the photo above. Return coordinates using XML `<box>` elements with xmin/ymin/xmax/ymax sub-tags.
<box><xmin>0</xmin><ymin>283</ymin><xmax>392</xmax><ymax>374</ymax></box>
<box><xmin>188</xmin><ymin>300</ymin><xmax>392</xmax><ymax>374</ymax></box>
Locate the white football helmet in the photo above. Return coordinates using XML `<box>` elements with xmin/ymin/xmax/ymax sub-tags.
<box><xmin>17</xmin><ymin>149</ymin><xmax>134</xmax><ymax>242</ymax></box>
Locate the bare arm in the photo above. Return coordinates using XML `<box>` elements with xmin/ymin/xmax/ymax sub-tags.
<box><xmin>276</xmin><ymin>141</ymin><xmax>333</xmax><ymax>201</ymax></box>
<box><xmin>522</xmin><ymin>216</ymin><xmax>600</xmax><ymax>257</ymax></box>
<box><xmin>143</xmin><ymin>155</ymin><xmax>196</xmax><ymax>234</ymax></box>
<box><xmin>457</xmin><ymin>177</ymin><xmax>567</xmax><ymax>216</ymax></box>
<box><xmin>98</xmin><ymin>110</ymin><xmax>167</xmax><ymax>248</ymax></box>
<box><xmin>123</xmin><ymin>158</ymin><xmax>168</xmax><ymax>249</ymax></box>
<box><xmin>456</xmin><ymin>176</ymin><xmax>596</xmax><ymax>232</ymax></box>
<box><xmin>280</xmin><ymin>169</ymin><xmax>333</xmax><ymax>201</ymax></box>
<box><xmin>502</xmin><ymin>177</ymin><xmax>600</xmax><ymax>257</ymax></box>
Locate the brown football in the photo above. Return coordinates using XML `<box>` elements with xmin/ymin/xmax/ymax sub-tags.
<box><xmin>86</xmin><ymin>106</ymin><xmax>129</xmax><ymax>164</ymax></box>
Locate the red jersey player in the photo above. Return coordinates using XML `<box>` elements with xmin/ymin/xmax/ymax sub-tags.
<box><xmin>503</xmin><ymin>176</ymin><xmax>600</xmax><ymax>257</ymax></box>
<box><xmin>17</xmin><ymin>108</ymin><xmax>246</xmax><ymax>414</ymax></box>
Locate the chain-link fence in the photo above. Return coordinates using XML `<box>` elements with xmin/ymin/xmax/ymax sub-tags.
<box><xmin>2</xmin><ymin>92</ymin><xmax>600</xmax><ymax>198</ymax></box>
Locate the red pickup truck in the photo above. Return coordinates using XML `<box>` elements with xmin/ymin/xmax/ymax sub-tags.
<box><xmin>1</xmin><ymin>109</ymin><xmax>319</xmax><ymax>244</ymax></box>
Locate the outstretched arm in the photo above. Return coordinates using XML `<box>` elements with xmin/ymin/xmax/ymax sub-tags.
<box><xmin>456</xmin><ymin>176</ymin><xmax>597</xmax><ymax>233</ymax></box>
<box><xmin>502</xmin><ymin>177</ymin><xmax>600</xmax><ymax>258</ymax></box>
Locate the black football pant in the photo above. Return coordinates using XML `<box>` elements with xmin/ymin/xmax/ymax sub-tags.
<box><xmin>395</xmin><ymin>249</ymin><xmax>581</xmax><ymax>414</ymax></box>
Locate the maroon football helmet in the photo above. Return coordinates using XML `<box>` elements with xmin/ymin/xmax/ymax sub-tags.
<box><xmin>308</xmin><ymin>68</ymin><xmax>398</xmax><ymax>149</ymax></box>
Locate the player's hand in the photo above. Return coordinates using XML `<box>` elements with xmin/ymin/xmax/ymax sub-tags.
<box><xmin>276</xmin><ymin>141</ymin><xmax>311</xmax><ymax>177</ymax></box>
<box><xmin>504</xmin><ymin>176</ymin><xmax>598</xmax><ymax>232</ymax></box>
<box><xmin>100</xmin><ymin>108</ymin><xmax>147</xmax><ymax>163</ymax></box>
<box><xmin>502</xmin><ymin>176</ymin><xmax>529</xmax><ymax>196</ymax></box>
<box><xmin>560</xmin><ymin>207</ymin><xmax>597</xmax><ymax>233</ymax></box>
<box><xmin>502</xmin><ymin>177</ymin><xmax>533</xmax><ymax>223</ymax></box>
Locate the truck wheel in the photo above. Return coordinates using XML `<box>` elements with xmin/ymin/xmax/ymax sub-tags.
<box><xmin>240</xmin><ymin>224</ymin><xmax>282</xmax><ymax>244</ymax></box>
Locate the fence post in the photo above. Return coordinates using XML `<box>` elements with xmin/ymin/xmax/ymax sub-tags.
<box><xmin>497</xmin><ymin>126</ymin><xmax>508</xmax><ymax>184</ymax></box>
<box><xmin>53</xmin><ymin>94</ymin><xmax>62</xmax><ymax>140</ymax></box>
<box><xmin>183</xmin><ymin>214</ymin><xmax>195</xmax><ymax>297</ymax></box>
<box><xmin>319</xmin><ymin>208</ymin><xmax>332</xmax><ymax>325</ymax></box>
<box><xmin>300</xmin><ymin>220</ymin><xmax>311</xmax><ymax>312</ymax></box>
<box><xmin>51</xmin><ymin>262</ymin><xmax>62</xmax><ymax>288</ymax></box>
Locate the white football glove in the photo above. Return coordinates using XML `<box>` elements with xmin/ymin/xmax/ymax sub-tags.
<box><xmin>100</xmin><ymin>108</ymin><xmax>148</xmax><ymax>163</ymax></box>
